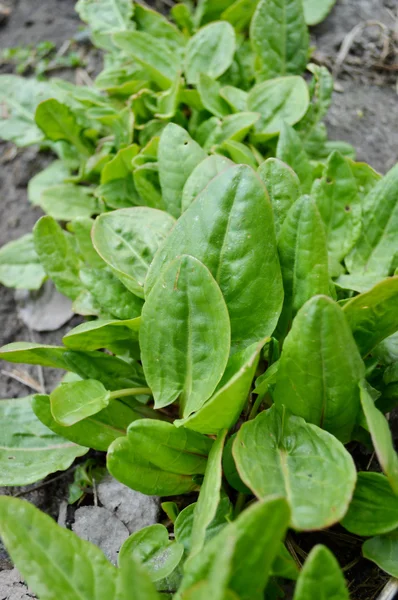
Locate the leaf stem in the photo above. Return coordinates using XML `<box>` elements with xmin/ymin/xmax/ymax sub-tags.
<box><xmin>234</xmin><ymin>492</ymin><xmax>247</xmax><ymax>518</ymax></box>
<box><xmin>109</xmin><ymin>387</ymin><xmax>152</xmax><ymax>399</ymax></box>
<box><xmin>248</xmin><ymin>391</ymin><xmax>272</xmax><ymax>420</ymax></box>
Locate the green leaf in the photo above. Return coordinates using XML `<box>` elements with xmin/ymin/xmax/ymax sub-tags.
<box><xmin>0</xmin><ymin>75</ymin><xmax>54</xmax><ymax>146</ymax></box>
<box><xmin>221</xmin><ymin>0</ymin><xmax>259</xmax><ymax>33</ymax></box>
<box><xmin>107</xmin><ymin>419</ymin><xmax>213</xmax><ymax>496</ymax></box>
<box><xmin>346</xmin><ymin>163</ymin><xmax>398</xmax><ymax>276</ymax></box>
<box><xmin>363</xmin><ymin>531</ymin><xmax>398</xmax><ymax>578</ymax></box>
<box><xmin>67</xmin><ymin>217</ymin><xmax>105</xmax><ymax>268</ymax></box>
<box><xmin>113</xmin><ymin>31</ymin><xmax>180</xmax><ymax>89</ymax></box>
<box><xmin>233</xmin><ymin>406</ymin><xmax>357</xmax><ymax>530</ymax></box>
<box><xmin>33</xmin><ymin>393</ymin><xmax>139</xmax><ymax>452</ymax></box>
<box><xmin>220</xmin><ymin>85</ymin><xmax>248</xmax><ymax>113</ymax></box>
<box><xmin>0</xmin><ymin>342</ymin><xmax>69</xmax><ymax>369</ymax></box>
<box><xmin>197</xmin><ymin>73</ymin><xmax>230</xmax><ymax>117</ymax></box>
<box><xmin>293</xmin><ymin>545</ymin><xmax>349</xmax><ymax>600</ymax></box>
<box><xmin>0</xmin><ymin>396</ymin><xmax>87</xmax><ymax>486</ymax></box>
<box><xmin>177</xmin><ymin>341</ymin><xmax>264</xmax><ymax>434</ymax></box>
<box><xmin>0</xmin><ymin>233</ymin><xmax>46</xmax><ymax>290</ymax></box>
<box><xmin>33</xmin><ymin>216</ymin><xmax>83</xmax><ymax>300</ymax></box>
<box><xmin>181</xmin><ymin>155</ymin><xmax>233</xmax><ymax>212</ymax></box>
<box><xmin>334</xmin><ymin>273</ymin><xmax>385</xmax><ymax>294</ymax></box>
<box><xmin>276</xmin><ymin>122</ymin><xmax>313</xmax><ymax>192</ymax></box>
<box><xmin>359</xmin><ymin>382</ymin><xmax>398</xmax><ymax>494</ymax></box>
<box><xmin>63</xmin><ymin>318</ymin><xmax>140</xmax><ymax>352</ymax></box>
<box><xmin>28</xmin><ymin>160</ymin><xmax>70</xmax><ymax>205</ymax></box>
<box><xmin>50</xmin><ymin>379</ymin><xmax>111</xmax><ymax>426</ymax></box>
<box><xmin>96</xmin><ymin>176</ymin><xmax>139</xmax><ymax>210</ymax></box>
<box><xmin>119</xmin><ymin>524</ymin><xmax>184</xmax><ymax>582</ymax></box>
<box><xmin>341</xmin><ymin>472</ymin><xmax>398</xmax><ymax>536</ymax></box>
<box><xmin>80</xmin><ymin>267</ymin><xmax>144</xmax><ymax>321</ymax></box>
<box><xmin>185</xmin><ymin>22</ymin><xmax>236</xmax><ymax>85</ymax></box>
<box><xmin>302</xmin><ymin>0</ymin><xmax>337</xmax><ymax>25</ymax></box>
<box><xmin>63</xmin><ymin>350</ymin><xmax>146</xmax><ymax>391</ymax></box>
<box><xmin>194</xmin><ymin>0</ymin><xmax>235</xmax><ymax>26</ymax></box>
<box><xmin>257</xmin><ymin>158</ymin><xmax>300</xmax><ymax>237</ymax></box>
<box><xmin>35</xmin><ymin>99</ymin><xmax>91</xmax><ymax>155</ymax></box>
<box><xmin>146</xmin><ymin>165</ymin><xmax>283</xmax><ymax>352</ymax></box>
<box><xmin>101</xmin><ymin>145</ymin><xmax>139</xmax><ymax>183</ymax></box>
<box><xmin>76</xmin><ymin>0</ymin><xmax>134</xmax><ymax>33</ymax></box>
<box><xmin>189</xmin><ymin>430</ymin><xmax>227</xmax><ymax>558</ymax></box>
<box><xmin>343</xmin><ymin>276</ymin><xmax>398</xmax><ymax>357</ymax></box>
<box><xmin>204</xmin><ymin>112</ymin><xmax>260</xmax><ymax>150</ymax></box>
<box><xmin>312</xmin><ymin>152</ymin><xmax>361</xmax><ymax>275</ymax></box>
<box><xmin>92</xmin><ymin>207</ymin><xmax>175</xmax><ymax>298</ymax></box>
<box><xmin>277</xmin><ymin>196</ymin><xmax>330</xmax><ymax>320</ymax></box>
<box><xmin>250</xmin><ymin>0</ymin><xmax>309</xmax><ymax>81</ymax></box>
<box><xmin>141</xmin><ymin>255</ymin><xmax>230</xmax><ymax>415</ymax></box>
<box><xmin>347</xmin><ymin>158</ymin><xmax>382</xmax><ymax>201</ymax></box>
<box><xmin>180</xmin><ymin>498</ymin><xmax>290</xmax><ymax>600</ymax></box>
<box><xmin>156</xmin><ymin>75</ymin><xmax>182</xmax><ymax>120</ymax></box>
<box><xmin>220</xmin><ymin>140</ymin><xmax>258</xmax><ymax>168</ymax></box>
<box><xmin>158</xmin><ymin>123</ymin><xmax>207</xmax><ymax>218</ymax></box>
<box><xmin>175</xmin><ymin>496</ymin><xmax>233</xmax><ymax>554</ymax></box>
<box><xmin>274</xmin><ymin>296</ymin><xmax>365</xmax><ymax>442</ymax></box>
<box><xmin>134</xmin><ymin>3</ymin><xmax>186</xmax><ymax>55</ymax></box>
<box><xmin>0</xmin><ymin>495</ymin><xmax>159</xmax><ymax>600</ymax></box>
<box><xmin>38</xmin><ymin>183</ymin><xmax>99</xmax><ymax>221</ymax></box>
<box><xmin>248</xmin><ymin>76</ymin><xmax>309</xmax><ymax>139</ymax></box>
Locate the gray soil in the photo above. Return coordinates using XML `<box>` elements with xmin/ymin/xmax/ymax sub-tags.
<box><xmin>0</xmin><ymin>0</ymin><xmax>397</xmax><ymax>596</ymax></box>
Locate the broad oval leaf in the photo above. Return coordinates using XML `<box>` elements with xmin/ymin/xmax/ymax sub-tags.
<box><xmin>197</xmin><ymin>73</ymin><xmax>231</xmax><ymax>117</ymax></box>
<box><xmin>50</xmin><ymin>379</ymin><xmax>111</xmax><ymax>426</ymax></box>
<box><xmin>113</xmin><ymin>31</ymin><xmax>180</xmax><ymax>89</ymax></box>
<box><xmin>177</xmin><ymin>341</ymin><xmax>264</xmax><ymax>434</ymax></box>
<box><xmin>248</xmin><ymin>76</ymin><xmax>309</xmax><ymax>139</ymax></box>
<box><xmin>277</xmin><ymin>195</ymin><xmax>330</xmax><ymax>321</ymax></box>
<box><xmin>0</xmin><ymin>342</ymin><xmax>69</xmax><ymax>370</ymax></box>
<box><xmin>359</xmin><ymin>382</ymin><xmax>398</xmax><ymax>494</ymax></box>
<box><xmin>342</xmin><ymin>472</ymin><xmax>398</xmax><ymax>536</ymax></box>
<box><xmin>63</xmin><ymin>318</ymin><xmax>140</xmax><ymax>352</ymax></box>
<box><xmin>33</xmin><ymin>216</ymin><xmax>83</xmax><ymax>301</ymax></box>
<box><xmin>76</xmin><ymin>0</ymin><xmax>133</xmax><ymax>33</ymax></box>
<box><xmin>107</xmin><ymin>419</ymin><xmax>213</xmax><ymax>496</ymax></box>
<box><xmin>118</xmin><ymin>524</ymin><xmax>184</xmax><ymax>582</ymax></box>
<box><xmin>302</xmin><ymin>0</ymin><xmax>337</xmax><ymax>25</ymax></box>
<box><xmin>141</xmin><ymin>255</ymin><xmax>230</xmax><ymax>415</ymax></box>
<box><xmin>158</xmin><ymin>123</ymin><xmax>207</xmax><ymax>218</ymax></box>
<box><xmin>33</xmin><ymin>393</ymin><xmax>139</xmax><ymax>452</ymax></box>
<box><xmin>35</xmin><ymin>99</ymin><xmax>91</xmax><ymax>155</ymax></box>
<box><xmin>0</xmin><ymin>233</ymin><xmax>46</xmax><ymax>291</ymax></box>
<box><xmin>343</xmin><ymin>276</ymin><xmax>398</xmax><ymax>357</ymax></box>
<box><xmin>185</xmin><ymin>21</ymin><xmax>236</xmax><ymax>85</ymax></box>
<box><xmin>293</xmin><ymin>545</ymin><xmax>349</xmax><ymax>600</ymax></box>
<box><xmin>181</xmin><ymin>155</ymin><xmax>233</xmax><ymax>213</ymax></box>
<box><xmin>92</xmin><ymin>207</ymin><xmax>175</xmax><ymax>298</ymax></box>
<box><xmin>274</xmin><ymin>296</ymin><xmax>365</xmax><ymax>443</ymax></box>
<box><xmin>363</xmin><ymin>531</ymin><xmax>398</xmax><ymax>578</ymax></box>
<box><xmin>346</xmin><ymin>163</ymin><xmax>398</xmax><ymax>276</ymax></box>
<box><xmin>0</xmin><ymin>396</ymin><xmax>87</xmax><ymax>486</ymax></box>
<box><xmin>312</xmin><ymin>151</ymin><xmax>361</xmax><ymax>275</ymax></box>
<box><xmin>233</xmin><ymin>406</ymin><xmax>357</xmax><ymax>530</ymax></box>
<box><xmin>250</xmin><ymin>0</ymin><xmax>309</xmax><ymax>81</ymax></box>
<box><xmin>146</xmin><ymin>165</ymin><xmax>283</xmax><ymax>353</ymax></box>
<box><xmin>257</xmin><ymin>158</ymin><xmax>300</xmax><ymax>237</ymax></box>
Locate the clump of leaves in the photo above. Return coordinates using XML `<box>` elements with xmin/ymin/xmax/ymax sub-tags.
<box><xmin>1</xmin><ymin>0</ymin><xmax>398</xmax><ymax>598</ymax></box>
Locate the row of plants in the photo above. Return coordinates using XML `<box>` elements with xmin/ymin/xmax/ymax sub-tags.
<box><xmin>0</xmin><ymin>0</ymin><xmax>397</xmax><ymax>598</ymax></box>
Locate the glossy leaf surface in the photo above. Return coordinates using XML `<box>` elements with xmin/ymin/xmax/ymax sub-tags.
<box><xmin>233</xmin><ymin>406</ymin><xmax>356</xmax><ymax>530</ymax></box>
<box><xmin>141</xmin><ymin>255</ymin><xmax>230</xmax><ymax>415</ymax></box>
<box><xmin>274</xmin><ymin>296</ymin><xmax>365</xmax><ymax>442</ymax></box>
<box><xmin>50</xmin><ymin>379</ymin><xmax>111</xmax><ymax>426</ymax></box>
<box><xmin>146</xmin><ymin>165</ymin><xmax>283</xmax><ymax>352</ymax></box>
<box><xmin>185</xmin><ymin>22</ymin><xmax>236</xmax><ymax>85</ymax></box>
<box><xmin>293</xmin><ymin>545</ymin><xmax>349</xmax><ymax>600</ymax></box>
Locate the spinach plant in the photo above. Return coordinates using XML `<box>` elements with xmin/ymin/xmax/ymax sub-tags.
<box><xmin>1</xmin><ymin>0</ymin><xmax>398</xmax><ymax>598</ymax></box>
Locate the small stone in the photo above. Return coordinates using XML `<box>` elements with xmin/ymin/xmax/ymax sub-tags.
<box><xmin>97</xmin><ymin>474</ymin><xmax>160</xmax><ymax>534</ymax></box>
<box><xmin>0</xmin><ymin>568</ymin><xmax>36</xmax><ymax>599</ymax></box>
<box><xmin>72</xmin><ymin>506</ymin><xmax>129</xmax><ymax>564</ymax></box>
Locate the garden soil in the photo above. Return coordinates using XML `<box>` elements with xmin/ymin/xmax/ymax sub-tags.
<box><xmin>0</xmin><ymin>0</ymin><xmax>397</xmax><ymax>597</ymax></box>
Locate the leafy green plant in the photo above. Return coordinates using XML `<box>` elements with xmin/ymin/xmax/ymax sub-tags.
<box><xmin>1</xmin><ymin>0</ymin><xmax>398</xmax><ymax>598</ymax></box>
